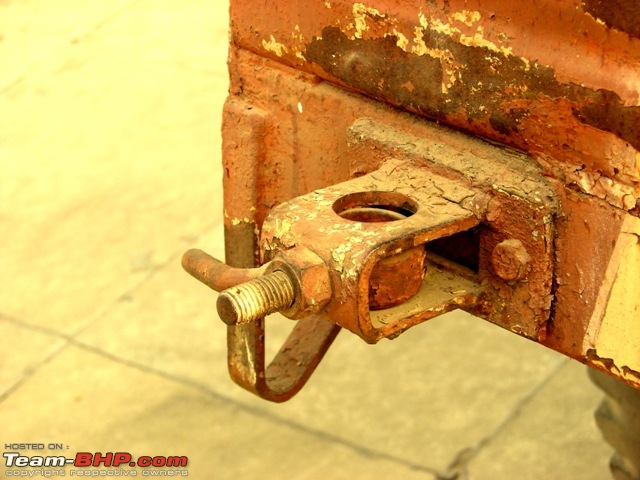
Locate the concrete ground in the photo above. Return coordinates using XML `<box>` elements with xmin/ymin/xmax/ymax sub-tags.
<box><xmin>1</xmin><ymin>1</ymin><xmax>615</xmax><ymax>478</ymax></box>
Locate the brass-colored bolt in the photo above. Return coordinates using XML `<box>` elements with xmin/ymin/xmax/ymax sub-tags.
<box><xmin>216</xmin><ymin>271</ymin><xmax>295</xmax><ymax>325</ymax></box>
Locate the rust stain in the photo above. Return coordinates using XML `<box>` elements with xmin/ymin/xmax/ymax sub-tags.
<box><xmin>350</xmin><ymin>3</ymin><xmax>385</xmax><ymax>39</ymax></box>
<box><xmin>260</xmin><ymin>159</ymin><xmax>482</xmax><ymax>342</ymax></box>
<box><xmin>368</xmin><ymin>247</ymin><xmax>426</xmax><ymax>310</ymax></box>
<box><xmin>587</xmin><ymin>349</ymin><xmax>640</xmax><ymax>388</ymax></box>
<box><xmin>218</xmin><ymin>49</ymin><xmax>636</xmax><ymax>376</ymax></box>
<box><xmin>303</xmin><ymin>20</ymin><xmax>640</xmax><ymax>211</ymax></box>
<box><xmin>230</xmin><ymin>0</ymin><xmax>640</xmax><ymax>212</ymax></box>
<box><xmin>545</xmin><ymin>190</ymin><xmax>625</xmax><ymax>358</ymax></box>
<box><xmin>304</xmin><ymin>26</ymin><xmax>640</xmax><ymax>153</ymax></box>
<box><xmin>582</xmin><ymin>0</ymin><xmax>640</xmax><ymax>39</ymax></box>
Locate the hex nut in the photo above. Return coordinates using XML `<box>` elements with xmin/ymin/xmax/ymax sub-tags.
<box><xmin>268</xmin><ymin>246</ymin><xmax>332</xmax><ymax>319</ymax></box>
<box><xmin>491</xmin><ymin>239</ymin><xmax>532</xmax><ymax>281</ymax></box>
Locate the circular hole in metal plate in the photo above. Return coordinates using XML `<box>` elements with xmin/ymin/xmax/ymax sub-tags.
<box><xmin>332</xmin><ymin>191</ymin><xmax>424</xmax><ymax>309</ymax></box>
<box><xmin>332</xmin><ymin>191</ymin><xmax>418</xmax><ymax>222</ymax></box>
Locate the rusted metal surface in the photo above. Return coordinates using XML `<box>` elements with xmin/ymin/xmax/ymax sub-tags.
<box><xmin>490</xmin><ymin>239</ymin><xmax>531</xmax><ymax>282</ymax></box>
<box><xmin>230</xmin><ymin>0</ymin><xmax>640</xmax><ymax>215</ymax></box>
<box><xmin>345</xmin><ymin>118</ymin><xmax>559</xmax><ymax>340</ymax></box>
<box><xmin>267</xmin><ymin>246</ymin><xmax>333</xmax><ymax>319</ymax></box>
<box><xmin>182</xmin><ymin>248</ymin><xmax>268</xmax><ymax>292</ymax></box>
<box><xmin>189</xmin><ymin>156</ymin><xmax>554</xmax><ymax>398</ymax></box>
<box><xmin>213</xmin><ymin>44</ymin><xmax>640</xmax><ymax>394</ymax></box>
<box><xmin>183</xmin><ymin>249</ymin><xmax>295</xmax><ymax>325</ymax></box>
<box><xmin>334</xmin><ymin>191</ymin><xmax>428</xmax><ymax>310</ymax></box>
<box><xmin>181</xmin><ymin>0</ymin><xmax>640</xmax><ymax>400</ymax></box>
<box><xmin>582</xmin><ymin>0</ymin><xmax>640</xmax><ymax>40</ymax></box>
<box><xmin>261</xmin><ymin>160</ymin><xmax>482</xmax><ymax>342</ymax></box>
<box><xmin>227</xmin><ymin>314</ymin><xmax>340</xmax><ymax>403</ymax></box>
<box><xmin>187</xmin><ymin>246</ymin><xmax>341</xmax><ymax>402</ymax></box>
<box><xmin>368</xmin><ymin>246</ymin><xmax>426</xmax><ymax>310</ymax></box>
<box><xmin>189</xmin><ymin>129</ymin><xmax>558</xmax><ymax>398</ymax></box>
<box><xmin>183</xmin><ymin>245</ymin><xmax>338</xmax><ymax>400</ymax></box>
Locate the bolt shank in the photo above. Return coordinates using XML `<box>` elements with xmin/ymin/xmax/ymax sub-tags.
<box><xmin>181</xmin><ymin>248</ymin><xmax>268</xmax><ymax>292</ymax></box>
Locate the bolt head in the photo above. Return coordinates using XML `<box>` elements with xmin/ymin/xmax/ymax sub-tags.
<box><xmin>491</xmin><ymin>239</ymin><xmax>532</xmax><ymax>281</ymax></box>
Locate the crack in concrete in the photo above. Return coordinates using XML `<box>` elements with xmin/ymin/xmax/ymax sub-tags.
<box><xmin>0</xmin><ymin>314</ymin><xmax>70</xmax><ymax>403</ymax></box>
<box><xmin>437</xmin><ymin>358</ymin><xmax>570</xmax><ymax>480</ymax></box>
<box><xmin>0</xmin><ymin>311</ymin><xmax>438</xmax><ymax>477</ymax></box>
<box><xmin>71</xmin><ymin>338</ymin><xmax>441</xmax><ymax>478</ymax></box>
<box><xmin>0</xmin><ymin>221</ymin><xmax>219</xmax><ymax>400</ymax></box>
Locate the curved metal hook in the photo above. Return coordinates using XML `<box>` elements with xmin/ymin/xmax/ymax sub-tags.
<box><xmin>182</xmin><ymin>248</ymin><xmax>340</xmax><ymax>402</ymax></box>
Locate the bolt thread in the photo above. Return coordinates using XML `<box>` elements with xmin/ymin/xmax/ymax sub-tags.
<box><xmin>216</xmin><ymin>271</ymin><xmax>295</xmax><ymax>325</ymax></box>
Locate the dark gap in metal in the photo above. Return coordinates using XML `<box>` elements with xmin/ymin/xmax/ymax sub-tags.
<box><xmin>425</xmin><ymin>226</ymin><xmax>481</xmax><ymax>273</ymax></box>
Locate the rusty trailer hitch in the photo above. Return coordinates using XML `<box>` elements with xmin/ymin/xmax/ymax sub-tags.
<box><xmin>183</xmin><ymin>140</ymin><xmax>557</xmax><ymax>402</ymax></box>
<box><xmin>182</xmin><ymin>0</ymin><xmax>640</xmax><ymax>473</ymax></box>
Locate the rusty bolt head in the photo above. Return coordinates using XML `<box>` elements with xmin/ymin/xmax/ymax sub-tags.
<box><xmin>491</xmin><ymin>239</ymin><xmax>532</xmax><ymax>281</ymax></box>
<box><xmin>268</xmin><ymin>246</ymin><xmax>332</xmax><ymax>319</ymax></box>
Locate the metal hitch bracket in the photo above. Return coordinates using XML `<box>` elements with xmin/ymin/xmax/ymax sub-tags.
<box><xmin>184</xmin><ymin>146</ymin><xmax>558</xmax><ymax>401</ymax></box>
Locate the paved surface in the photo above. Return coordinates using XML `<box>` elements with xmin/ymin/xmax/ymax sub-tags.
<box><xmin>1</xmin><ymin>1</ymin><xmax>615</xmax><ymax>478</ymax></box>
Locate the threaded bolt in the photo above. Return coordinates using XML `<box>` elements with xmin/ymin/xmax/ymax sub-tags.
<box><xmin>216</xmin><ymin>271</ymin><xmax>296</xmax><ymax>325</ymax></box>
